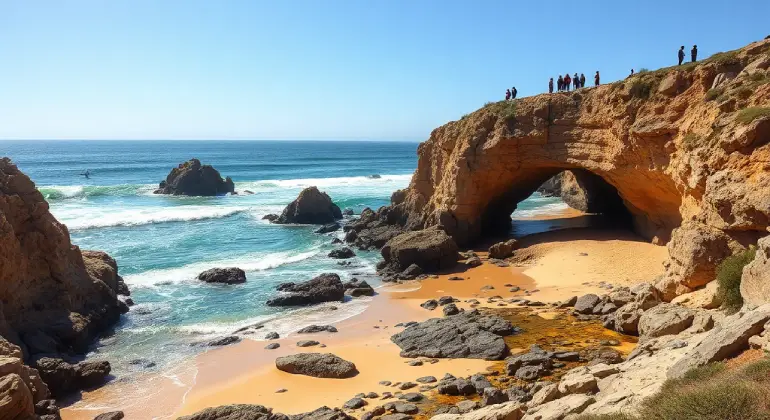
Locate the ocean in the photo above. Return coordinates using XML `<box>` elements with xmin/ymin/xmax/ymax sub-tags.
<box><xmin>0</xmin><ymin>140</ymin><xmax>567</xmax><ymax>378</ymax></box>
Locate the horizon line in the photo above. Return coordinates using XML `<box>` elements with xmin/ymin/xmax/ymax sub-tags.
<box><xmin>0</xmin><ymin>138</ymin><xmax>424</xmax><ymax>142</ymax></box>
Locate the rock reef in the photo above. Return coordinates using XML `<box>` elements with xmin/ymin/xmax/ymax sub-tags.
<box><xmin>275</xmin><ymin>187</ymin><xmax>342</xmax><ymax>225</ymax></box>
<box><xmin>154</xmin><ymin>158</ymin><xmax>235</xmax><ymax>196</ymax></box>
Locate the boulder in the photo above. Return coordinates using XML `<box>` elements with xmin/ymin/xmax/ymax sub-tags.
<box><xmin>505</xmin><ymin>346</ymin><xmax>552</xmax><ymax>376</ymax></box>
<box><xmin>390</xmin><ymin>311</ymin><xmax>515</xmax><ymax>360</ymax></box>
<box><xmin>420</xmin><ymin>300</ymin><xmax>438</xmax><ymax>310</ymax></box>
<box><xmin>380</xmin><ymin>228</ymin><xmax>459</xmax><ymax>273</ymax></box>
<box><xmin>0</xmin><ymin>373</ymin><xmax>34</xmax><ymax>420</ymax></box>
<box><xmin>266</xmin><ymin>273</ymin><xmax>344</xmax><ymax>306</ymax></box>
<box><xmin>315</xmin><ymin>223</ymin><xmax>341</xmax><ymax>234</ymax></box>
<box><xmin>610</xmin><ymin>302</ymin><xmax>644</xmax><ymax>335</ymax></box>
<box><xmin>328</xmin><ymin>248</ymin><xmax>355</xmax><ymax>259</ymax></box>
<box><xmin>741</xmin><ymin>236</ymin><xmax>770</xmax><ymax>307</ymax></box>
<box><xmin>275</xmin><ymin>353</ymin><xmax>358</xmax><ymax>378</ymax></box>
<box><xmin>488</xmin><ymin>240</ymin><xmax>519</xmax><ymax>259</ymax></box>
<box><xmin>437</xmin><ymin>378</ymin><xmax>476</xmax><ymax>396</ymax></box>
<box><xmin>343</xmin><ymin>279</ymin><xmax>375</xmax><ymax>297</ymax></box>
<box><xmin>34</xmin><ymin>358</ymin><xmax>110</xmax><ymax>398</ymax></box>
<box><xmin>430</xmin><ymin>402</ymin><xmax>525</xmax><ymax>420</ymax></box>
<box><xmin>637</xmin><ymin>303</ymin><xmax>695</xmax><ymax>341</ymax></box>
<box><xmin>296</xmin><ymin>325</ymin><xmax>337</xmax><ymax>334</ymax></box>
<box><xmin>154</xmin><ymin>158</ymin><xmax>234</xmax><ymax>196</ymax></box>
<box><xmin>197</xmin><ymin>268</ymin><xmax>247</xmax><ymax>285</ymax></box>
<box><xmin>177</xmin><ymin>404</ymin><xmax>283</xmax><ymax>420</ymax></box>
<box><xmin>442</xmin><ymin>303</ymin><xmax>461</xmax><ymax>316</ymax></box>
<box><xmin>275</xmin><ymin>187</ymin><xmax>342</xmax><ymax>225</ymax></box>
<box><xmin>557</xmin><ymin>371</ymin><xmax>597</xmax><ymax>395</ymax></box>
<box><xmin>94</xmin><ymin>412</ymin><xmax>125</xmax><ymax>420</ymax></box>
<box><xmin>522</xmin><ymin>394</ymin><xmax>594</xmax><ymax>420</ymax></box>
<box><xmin>290</xmin><ymin>407</ymin><xmax>355</xmax><ymax>420</ymax></box>
<box><xmin>573</xmin><ymin>294</ymin><xmax>601</xmax><ymax>314</ymax></box>
<box><xmin>668</xmin><ymin>304</ymin><xmax>770</xmax><ymax>378</ymax></box>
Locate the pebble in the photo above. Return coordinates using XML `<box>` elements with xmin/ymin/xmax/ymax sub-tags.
<box><xmin>276</xmin><ymin>388</ymin><xmax>287</xmax><ymax>393</ymax></box>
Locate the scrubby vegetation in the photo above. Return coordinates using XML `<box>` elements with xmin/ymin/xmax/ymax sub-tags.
<box><xmin>629</xmin><ymin>79</ymin><xmax>655</xmax><ymax>99</ymax></box>
<box><xmin>483</xmin><ymin>100</ymin><xmax>517</xmax><ymax>121</ymax></box>
<box><xmin>705</xmin><ymin>87</ymin><xmax>725</xmax><ymax>101</ymax></box>
<box><xmin>681</xmin><ymin>133</ymin><xmax>702</xmax><ymax>150</ymax></box>
<box><xmin>717</xmin><ymin>246</ymin><xmax>757</xmax><ymax>312</ymax></box>
<box><xmin>736</xmin><ymin>107</ymin><xmax>770</xmax><ymax>124</ymax></box>
<box><xmin>578</xmin><ymin>358</ymin><xmax>770</xmax><ymax>420</ymax></box>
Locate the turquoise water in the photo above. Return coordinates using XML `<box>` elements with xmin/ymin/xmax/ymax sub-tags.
<box><xmin>1</xmin><ymin>140</ymin><xmax>566</xmax><ymax>376</ymax></box>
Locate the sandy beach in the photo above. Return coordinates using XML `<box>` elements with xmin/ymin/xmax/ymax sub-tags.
<box><xmin>61</xmin><ymin>210</ymin><xmax>669</xmax><ymax>419</ymax></box>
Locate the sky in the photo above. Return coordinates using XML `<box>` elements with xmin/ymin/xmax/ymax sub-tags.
<box><xmin>1</xmin><ymin>1</ymin><xmax>769</xmax><ymax>141</ymax></box>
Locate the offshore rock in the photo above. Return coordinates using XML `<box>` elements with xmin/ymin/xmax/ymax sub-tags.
<box><xmin>266</xmin><ymin>273</ymin><xmax>344</xmax><ymax>307</ymax></box>
<box><xmin>153</xmin><ymin>158</ymin><xmax>234</xmax><ymax>196</ymax></box>
<box><xmin>275</xmin><ymin>187</ymin><xmax>342</xmax><ymax>225</ymax></box>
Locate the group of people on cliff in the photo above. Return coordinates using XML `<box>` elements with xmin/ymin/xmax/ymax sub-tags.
<box><xmin>505</xmin><ymin>44</ymin><xmax>700</xmax><ymax>101</ymax></box>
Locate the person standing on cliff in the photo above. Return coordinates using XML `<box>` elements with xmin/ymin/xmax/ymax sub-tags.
<box><xmin>557</xmin><ymin>75</ymin><xmax>564</xmax><ymax>91</ymax></box>
<box><xmin>594</xmin><ymin>71</ymin><xmax>600</xmax><ymax>87</ymax></box>
<box><xmin>678</xmin><ymin>46</ymin><xmax>685</xmax><ymax>65</ymax></box>
<box><xmin>573</xmin><ymin>73</ymin><xmax>580</xmax><ymax>89</ymax></box>
<box><xmin>564</xmin><ymin>73</ymin><xmax>571</xmax><ymax>92</ymax></box>
<box><xmin>549</xmin><ymin>78</ymin><xmax>554</xmax><ymax>93</ymax></box>
<box><xmin>691</xmin><ymin>45</ymin><xmax>698</xmax><ymax>62</ymax></box>
<box><xmin>505</xmin><ymin>89</ymin><xmax>511</xmax><ymax>101</ymax></box>
<box><xmin>511</xmin><ymin>87</ymin><xmax>517</xmax><ymax>99</ymax></box>
<box><xmin>580</xmin><ymin>73</ymin><xmax>586</xmax><ymax>89</ymax></box>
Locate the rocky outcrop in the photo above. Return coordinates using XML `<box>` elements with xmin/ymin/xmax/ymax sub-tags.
<box><xmin>197</xmin><ymin>268</ymin><xmax>246</xmax><ymax>285</ymax></box>
<box><xmin>363</xmin><ymin>39</ymin><xmax>770</xmax><ymax>302</ymax></box>
<box><xmin>275</xmin><ymin>187</ymin><xmax>342</xmax><ymax>225</ymax></box>
<box><xmin>380</xmin><ymin>227</ymin><xmax>459</xmax><ymax>273</ymax></box>
<box><xmin>0</xmin><ymin>338</ymin><xmax>50</xmax><ymax>419</ymax></box>
<box><xmin>741</xmin><ymin>236</ymin><xmax>770</xmax><ymax>307</ymax></box>
<box><xmin>266</xmin><ymin>273</ymin><xmax>344</xmax><ymax>306</ymax></box>
<box><xmin>154</xmin><ymin>158</ymin><xmax>234</xmax><ymax>196</ymax></box>
<box><xmin>275</xmin><ymin>353</ymin><xmax>358</xmax><ymax>378</ymax></box>
<box><xmin>343</xmin><ymin>278</ymin><xmax>375</xmax><ymax>297</ymax></box>
<box><xmin>390</xmin><ymin>310</ymin><xmax>516</xmax><ymax>360</ymax></box>
<box><xmin>488</xmin><ymin>239</ymin><xmax>518</xmax><ymax>259</ymax></box>
<box><xmin>34</xmin><ymin>358</ymin><xmax>110</xmax><ymax>398</ymax></box>
<box><xmin>178</xmin><ymin>404</ymin><xmax>355</xmax><ymax>420</ymax></box>
<box><xmin>0</xmin><ymin>158</ymin><xmax>128</xmax><ymax>357</ymax></box>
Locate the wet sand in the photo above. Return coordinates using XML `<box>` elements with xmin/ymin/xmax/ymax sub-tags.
<box><xmin>62</xmin><ymin>211</ymin><xmax>667</xmax><ymax>419</ymax></box>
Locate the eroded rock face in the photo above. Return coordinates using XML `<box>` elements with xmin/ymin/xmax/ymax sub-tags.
<box><xmin>362</xmin><ymin>39</ymin><xmax>770</xmax><ymax>301</ymax></box>
<box><xmin>380</xmin><ymin>227</ymin><xmax>459</xmax><ymax>273</ymax></box>
<box><xmin>390</xmin><ymin>310</ymin><xmax>515</xmax><ymax>360</ymax></box>
<box><xmin>0</xmin><ymin>158</ymin><xmax>127</xmax><ymax>355</ymax></box>
<box><xmin>741</xmin><ymin>236</ymin><xmax>770</xmax><ymax>307</ymax></box>
<box><xmin>275</xmin><ymin>353</ymin><xmax>358</xmax><ymax>378</ymax></box>
<box><xmin>275</xmin><ymin>187</ymin><xmax>342</xmax><ymax>225</ymax></box>
<box><xmin>154</xmin><ymin>158</ymin><xmax>234</xmax><ymax>196</ymax></box>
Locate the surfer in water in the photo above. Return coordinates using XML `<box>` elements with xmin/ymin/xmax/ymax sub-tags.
<box><xmin>81</xmin><ymin>169</ymin><xmax>91</xmax><ymax>179</ymax></box>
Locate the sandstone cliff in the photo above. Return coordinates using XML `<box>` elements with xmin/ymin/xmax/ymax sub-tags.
<box><xmin>388</xmin><ymin>39</ymin><xmax>770</xmax><ymax>302</ymax></box>
<box><xmin>0</xmin><ymin>158</ymin><xmax>128</xmax><ymax>357</ymax></box>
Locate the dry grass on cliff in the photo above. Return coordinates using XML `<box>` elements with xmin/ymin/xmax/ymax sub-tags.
<box><xmin>736</xmin><ymin>107</ymin><xmax>770</xmax><ymax>124</ymax></box>
<box><xmin>577</xmin><ymin>357</ymin><xmax>770</xmax><ymax>420</ymax></box>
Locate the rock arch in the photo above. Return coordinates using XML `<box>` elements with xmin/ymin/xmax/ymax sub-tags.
<box><xmin>391</xmin><ymin>38</ymin><xmax>770</xmax><ymax>301</ymax></box>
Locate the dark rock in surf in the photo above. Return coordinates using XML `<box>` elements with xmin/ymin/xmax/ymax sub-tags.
<box><xmin>154</xmin><ymin>158</ymin><xmax>234</xmax><ymax>196</ymax></box>
<box><xmin>343</xmin><ymin>208</ymin><xmax>355</xmax><ymax>216</ymax></box>
<box><xmin>263</xmin><ymin>214</ymin><xmax>279</xmax><ymax>222</ymax></box>
<box><xmin>266</xmin><ymin>273</ymin><xmax>345</xmax><ymax>307</ymax></box>
<box><xmin>197</xmin><ymin>268</ymin><xmax>246</xmax><ymax>285</ymax></box>
<box><xmin>208</xmin><ymin>336</ymin><xmax>241</xmax><ymax>347</ymax></box>
<box><xmin>35</xmin><ymin>358</ymin><xmax>111</xmax><ymax>398</ymax></box>
<box><xmin>343</xmin><ymin>278</ymin><xmax>375</xmax><ymax>297</ymax></box>
<box><xmin>94</xmin><ymin>411</ymin><xmax>125</xmax><ymax>420</ymax></box>
<box><xmin>315</xmin><ymin>223</ymin><xmax>341</xmax><ymax>234</ymax></box>
<box><xmin>328</xmin><ymin>248</ymin><xmax>356</xmax><ymax>259</ymax></box>
<box><xmin>275</xmin><ymin>187</ymin><xmax>342</xmax><ymax>225</ymax></box>
<box><xmin>297</xmin><ymin>325</ymin><xmax>338</xmax><ymax>334</ymax></box>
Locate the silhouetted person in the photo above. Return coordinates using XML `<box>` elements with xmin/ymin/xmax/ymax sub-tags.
<box><xmin>678</xmin><ymin>46</ymin><xmax>685</xmax><ymax>65</ymax></box>
<box><xmin>573</xmin><ymin>73</ymin><xmax>579</xmax><ymax>89</ymax></box>
<box><xmin>594</xmin><ymin>71</ymin><xmax>600</xmax><ymax>86</ymax></box>
<box><xmin>511</xmin><ymin>87</ymin><xmax>517</xmax><ymax>99</ymax></box>
<box><xmin>691</xmin><ymin>45</ymin><xmax>698</xmax><ymax>62</ymax></box>
<box><xmin>549</xmin><ymin>78</ymin><xmax>554</xmax><ymax>93</ymax></box>
<box><xmin>564</xmin><ymin>74</ymin><xmax>571</xmax><ymax>92</ymax></box>
<box><xmin>630</xmin><ymin>69</ymin><xmax>635</xmax><ymax>76</ymax></box>
<box><xmin>505</xmin><ymin>89</ymin><xmax>511</xmax><ymax>101</ymax></box>
<box><xmin>557</xmin><ymin>75</ymin><xmax>564</xmax><ymax>91</ymax></box>
<box><xmin>580</xmin><ymin>73</ymin><xmax>586</xmax><ymax>89</ymax></box>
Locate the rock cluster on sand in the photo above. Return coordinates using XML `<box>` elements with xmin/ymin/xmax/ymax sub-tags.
<box><xmin>197</xmin><ymin>267</ymin><xmax>247</xmax><ymax>285</ymax></box>
<box><xmin>34</xmin><ymin>358</ymin><xmax>111</xmax><ymax>398</ymax></box>
<box><xmin>379</xmin><ymin>227</ymin><xmax>459</xmax><ymax>274</ymax></box>
<box><xmin>266</xmin><ymin>273</ymin><xmax>344</xmax><ymax>306</ymax></box>
<box><xmin>488</xmin><ymin>239</ymin><xmax>519</xmax><ymax>259</ymax></box>
<box><xmin>275</xmin><ymin>353</ymin><xmax>358</xmax><ymax>378</ymax></box>
<box><xmin>154</xmin><ymin>158</ymin><xmax>235</xmax><ymax>196</ymax></box>
<box><xmin>390</xmin><ymin>310</ymin><xmax>516</xmax><ymax>360</ymax></box>
<box><xmin>343</xmin><ymin>278</ymin><xmax>375</xmax><ymax>297</ymax></box>
<box><xmin>179</xmin><ymin>405</ymin><xmax>354</xmax><ymax>420</ymax></box>
<box><xmin>275</xmin><ymin>187</ymin><xmax>342</xmax><ymax>225</ymax></box>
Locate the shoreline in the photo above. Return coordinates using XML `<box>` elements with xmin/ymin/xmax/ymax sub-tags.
<box><xmin>61</xmin><ymin>209</ymin><xmax>668</xmax><ymax>419</ymax></box>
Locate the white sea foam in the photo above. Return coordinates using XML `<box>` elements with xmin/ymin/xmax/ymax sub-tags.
<box><xmin>52</xmin><ymin>205</ymin><xmax>250</xmax><ymax>231</ymax></box>
<box><xmin>122</xmin><ymin>249</ymin><xmax>319</xmax><ymax>287</ymax></box>
<box><xmin>236</xmin><ymin>174</ymin><xmax>412</xmax><ymax>193</ymax></box>
<box><xmin>514</xmin><ymin>202</ymin><xmax>570</xmax><ymax>217</ymax></box>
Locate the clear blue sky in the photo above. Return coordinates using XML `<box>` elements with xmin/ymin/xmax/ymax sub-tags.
<box><xmin>1</xmin><ymin>1</ymin><xmax>768</xmax><ymax>141</ymax></box>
